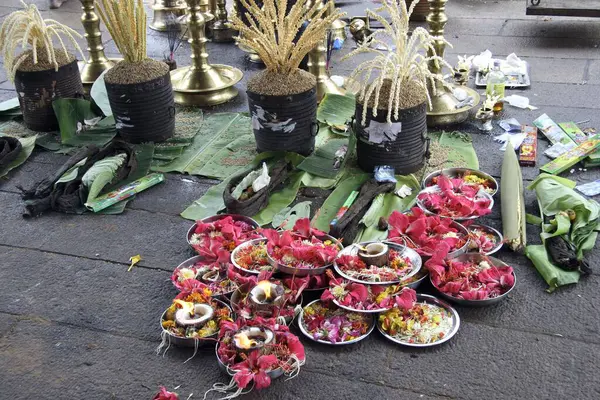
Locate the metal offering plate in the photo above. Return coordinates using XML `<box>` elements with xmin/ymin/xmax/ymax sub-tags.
<box><xmin>475</xmin><ymin>59</ymin><xmax>531</xmax><ymax>88</ymax></box>
<box><xmin>231</xmin><ymin>238</ymin><xmax>276</xmax><ymax>275</ymax></box>
<box><xmin>333</xmin><ymin>241</ymin><xmax>422</xmax><ymax>285</ymax></box>
<box><xmin>422</xmin><ymin>167</ymin><xmax>498</xmax><ymax>196</ymax></box>
<box><xmin>172</xmin><ymin>255</ymin><xmax>237</xmax><ymax>298</ymax></box>
<box><xmin>186</xmin><ymin>214</ymin><xmax>260</xmax><ymax>248</ymax></box>
<box><xmin>467</xmin><ymin>224</ymin><xmax>503</xmax><ymax>256</ymax></box>
<box><xmin>269</xmin><ymin>233</ymin><xmax>342</xmax><ymax>277</ymax></box>
<box><xmin>298</xmin><ymin>300</ymin><xmax>375</xmax><ymax>346</ymax></box>
<box><xmin>377</xmin><ymin>294</ymin><xmax>460</xmax><ymax>348</ymax></box>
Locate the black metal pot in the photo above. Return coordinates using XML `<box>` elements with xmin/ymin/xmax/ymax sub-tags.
<box><xmin>354</xmin><ymin>101</ymin><xmax>429</xmax><ymax>175</ymax></box>
<box><xmin>14</xmin><ymin>60</ymin><xmax>84</xmax><ymax>132</ymax></box>
<box><xmin>105</xmin><ymin>72</ymin><xmax>175</xmax><ymax>143</ymax></box>
<box><xmin>247</xmin><ymin>86</ymin><xmax>318</xmax><ymax>156</ymax></box>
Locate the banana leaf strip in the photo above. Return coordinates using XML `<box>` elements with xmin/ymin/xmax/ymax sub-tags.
<box><xmin>317</xmin><ymin>93</ymin><xmax>355</xmax><ymax>128</ymax></box>
<box><xmin>272</xmin><ymin>201</ymin><xmax>312</xmax><ymax>230</ymax></box>
<box><xmin>196</xmin><ymin>134</ymin><xmax>257</xmax><ymax>179</ymax></box>
<box><xmin>0</xmin><ymin>135</ymin><xmax>36</xmax><ymax>179</ymax></box>
<box><xmin>501</xmin><ymin>139</ymin><xmax>526</xmax><ymax>252</ymax></box>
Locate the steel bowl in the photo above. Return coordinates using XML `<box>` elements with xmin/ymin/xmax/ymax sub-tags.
<box><xmin>397</xmin><ymin>212</ymin><xmax>470</xmax><ymax>259</ymax></box>
<box><xmin>231</xmin><ymin>238</ymin><xmax>276</xmax><ymax>275</ymax></box>
<box><xmin>230</xmin><ymin>282</ymin><xmax>303</xmax><ymax>324</ymax></box>
<box><xmin>377</xmin><ymin>294</ymin><xmax>460</xmax><ymax>348</ymax></box>
<box><xmin>333</xmin><ymin>241</ymin><xmax>422</xmax><ymax>285</ymax></box>
<box><xmin>466</xmin><ymin>224</ymin><xmax>503</xmax><ymax>256</ymax></box>
<box><xmin>402</xmin><ymin>269</ymin><xmax>429</xmax><ymax>289</ymax></box>
<box><xmin>186</xmin><ymin>214</ymin><xmax>260</xmax><ymax>248</ymax></box>
<box><xmin>215</xmin><ymin>343</ymin><xmax>285</xmax><ymax>379</ymax></box>
<box><xmin>172</xmin><ymin>255</ymin><xmax>237</xmax><ymax>298</ymax></box>
<box><xmin>298</xmin><ymin>299</ymin><xmax>375</xmax><ymax>345</ymax></box>
<box><xmin>160</xmin><ymin>298</ymin><xmax>232</xmax><ymax>348</ymax></box>
<box><xmin>422</xmin><ymin>168</ymin><xmax>498</xmax><ymax>196</ymax></box>
<box><xmin>416</xmin><ymin>186</ymin><xmax>494</xmax><ymax>222</ymax></box>
<box><xmin>430</xmin><ymin>253</ymin><xmax>516</xmax><ymax>307</ymax></box>
<box><xmin>269</xmin><ymin>233</ymin><xmax>343</xmax><ymax>277</ymax></box>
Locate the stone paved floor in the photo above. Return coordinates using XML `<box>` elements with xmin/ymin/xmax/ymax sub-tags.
<box><xmin>1</xmin><ymin>1</ymin><xmax>600</xmax><ymax>399</ymax></box>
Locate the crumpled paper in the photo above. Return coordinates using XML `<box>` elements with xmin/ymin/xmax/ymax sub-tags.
<box><xmin>494</xmin><ymin>132</ymin><xmax>526</xmax><ymax>151</ymax></box>
<box><xmin>231</xmin><ymin>162</ymin><xmax>271</xmax><ymax>199</ymax></box>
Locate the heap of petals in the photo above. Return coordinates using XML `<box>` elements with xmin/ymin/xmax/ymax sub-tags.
<box><xmin>387</xmin><ymin>208</ymin><xmax>468</xmax><ymax>256</ymax></box>
<box><xmin>418</xmin><ymin>175</ymin><xmax>492</xmax><ymax>218</ymax></box>
<box><xmin>427</xmin><ymin>171</ymin><xmax>496</xmax><ymax>194</ymax></box>
<box><xmin>263</xmin><ymin>218</ymin><xmax>339</xmax><ymax>269</ymax></box>
<box><xmin>467</xmin><ymin>226</ymin><xmax>499</xmax><ymax>253</ymax></box>
<box><xmin>302</xmin><ymin>301</ymin><xmax>371</xmax><ymax>343</ymax></box>
<box><xmin>425</xmin><ymin>243</ymin><xmax>515</xmax><ymax>300</ymax></box>
<box><xmin>335</xmin><ymin>249</ymin><xmax>413</xmax><ymax>282</ymax></box>
<box><xmin>321</xmin><ymin>271</ymin><xmax>417</xmax><ymax>311</ymax></box>
<box><xmin>216</xmin><ymin>318</ymin><xmax>305</xmax><ymax>392</ymax></box>
<box><xmin>171</xmin><ymin>247</ymin><xmax>238</xmax><ymax>295</ymax></box>
<box><xmin>190</xmin><ymin>216</ymin><xmax>262</xmax><ymax>256</ymax></box>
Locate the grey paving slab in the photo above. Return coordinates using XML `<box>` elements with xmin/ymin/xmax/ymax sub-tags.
<box><xmin>0</xmin><ymin>191</ymin><xmax>195</xmax><ymax>269</ymax></box>
<box><xmin>0</xmin><ymin>313</ymin><xmax>18</xmax><ymax>338</ymax></box>
<box><xmin>0</xmin><ymin>318</ymin><xmax>446</xmax><ymax>400</ymax></box>
<box><xmin>0</xmin><ymin>245</ymin><xmax>174</xmax><ymax>341</ymax></box>
<box><xmin>303</xmin><ymin>322</ymin><xmax>600</xmax><ymax>399</ymax></box>
<box><xmin>501</xmin><ymin>18</ymin><xmax>600</xmax><ymax>38</ymax></box>
<box><xmin>586</xmin><ymin>60</ymin><xmax>600</xmax><ymax>85</ymax></box>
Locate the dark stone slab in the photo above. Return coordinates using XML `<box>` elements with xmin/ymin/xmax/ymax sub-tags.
<box><xmin>0</xmin><ymin>313</ymin><xmax>17</xmax><ymax>337</ymax></box>
<box><xmin>501</xmin><ymin>18</ymin><xmax>600</xmax><ymax>39</ymax></box>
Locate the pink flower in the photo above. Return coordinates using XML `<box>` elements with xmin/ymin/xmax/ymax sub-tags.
<box><xmin>231</xmin><ymin>352</ymin><xmax>279</xmax><ymax>390</ymax></box>
<box><xmin>153</xmin><ymin>386</ymin><xmax>179</xmax><ymax>400</ymax></box>
<box><xmin>395</xmin><ymin>288</ymin><xmax>417</xmax><ymax>310</ymax></box>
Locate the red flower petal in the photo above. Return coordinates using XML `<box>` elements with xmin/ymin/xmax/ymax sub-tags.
<box><xmin>253</xmin><ymin>370</ymin><xmax>272</xmax><ymax>390</ymax></box>
<box><xmin>395</xmin><ymin>288</ymin><xmax>416</xmax><ymax>310</ymax></box>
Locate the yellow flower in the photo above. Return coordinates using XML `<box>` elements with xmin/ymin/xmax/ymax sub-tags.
<box><xmin>179</xmin><ymin>268</ymin><xmax>196</xmax><ymax>281</ymax></box>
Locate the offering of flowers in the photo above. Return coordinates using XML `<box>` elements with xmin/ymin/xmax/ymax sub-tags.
<box><xmin>426</xmin><ymin>170</ymin><xmax>497</xmax><ymax>195</ymax></box>
<box><xmin>209</xmin><ymin>317</ymin><xmax>305</xmax><ymax>398</ymax></box>
<box><xmin>300</xmin><ymin>300</ymin><xmax>373</xmax><ymax>344</ymax></box>
<box><xmin>335</xmin><ymin>246</ymin><xmax>417</xmax><ymax>283</ymax></box>
<box><xmin>417</xmin><ymin>175</ymin><xmax>493</xmax><ymax>219</ymax></box>
<box><xmin>321</xmin><ymin>271</ymin><xmax>416</xmax><ymax>312</ymax></box>
<box><xmin>232</xmin><ymin>239</ymin><xmax>275</xmax><ymax>274</ymax></box>
<box><xmin>263</xmin><ymin>218</ymin><xmax>340</xmax><ymax>272</ymax></box>
<box><xmin>387</xmin><ymin>208</ymin><xmax>468</xmax><ymax>257</ymax></box>
<box><xmin>378</xmin><ymin>295</ymin><xmax>455</xmax><ymax>345</ymax></box>
<box><xmin>231</xmin><ymin>272</ymin><xmax>305</xmax><ymax>322</ymax></box>
<box><xmin>171</xmin><ymin>249</ymin><xmax>238</xmax><ymax>296</ymax></box>
<box><xmin>467</xmin><ymin>224</ymin><xmax>503</xmax><ymax>255</ymax></box>
<box><xmin>188</xmin><ymin>215</ymin><xmax>261</xmax><ymax>255</ymax></box>
<box><xmin>426</xmin><ymin>243</ymin><xmax>515</xmax><ymax>301</ymax></box>
<box><xmin>161</xmin><ymin>285</ymin><xmax>233</xmax><ymax>341</ymax></box>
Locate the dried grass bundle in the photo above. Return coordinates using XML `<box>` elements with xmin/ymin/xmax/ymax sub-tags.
<box><xmin>231</xmin><ymin>0</ymin><xmax>345</xmax><ymax>74</ymax></box>
<box><xmin>95</xmin><ymin>0</ymin><xmax>147</xmax><ymax>63</ymax></box>
<box><xmin>0</xmin><ymin>1</ymin><xmax>84</xmax><ymax>81</ymax></box>
<box><xmin>344</xmin><ymin>0</ymin><xmax>453</xmax><ymax>124</ymax></box>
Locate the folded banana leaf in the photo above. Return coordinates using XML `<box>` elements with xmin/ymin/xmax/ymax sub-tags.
<box><xmin>501</xmin><ymin>139</ymin><xmax>526</xmax><ymax>252</ymax></box>
<box><xmin>152</xmin><ymin>113</ymin><xmax>252</xmax><ymax>175</ymax></box>
<box><xmin>525</xmin><ymin>245</ymin><xmax>580</xmax><ymax>292</ymax></box>
<box><xmin>0</xmin><ymin>134</ymin><xmax>36</xmax><ymax>178</ymax></box>
<box><xmin>52</xmin><ymin>98</ymin><xmax>116</xmax><ymax>147</ymax></box>
<box><xmin>317</xmin><ymin>93</ymin><xmax>355</xmax><ymax>129</ymax></box>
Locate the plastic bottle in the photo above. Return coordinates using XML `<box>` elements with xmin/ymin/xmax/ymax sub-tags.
<box><xmin>486</xmin><ymin>60</ymin><xmax>506</xmax><ymax>113</ymax></box>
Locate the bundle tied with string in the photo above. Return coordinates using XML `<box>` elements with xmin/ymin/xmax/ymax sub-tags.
<box><xmin>223</xmin><ymin>160</ymin><xmax>291</xmax><ymax>217</ymax></box>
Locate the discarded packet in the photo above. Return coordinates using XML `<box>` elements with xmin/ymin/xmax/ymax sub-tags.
<box><xmin>84</xmin><ymin>173</ymin><xmax>165</xmax><ymax>212</ymax></box>
<box><xmin>559</xmin><ymin>122</ymin><xmax>587</xmax><ymax>144</ymax></box>
<box><xmin>519</xmin><ymin>125</ymin><xmax>537</xmax><ymax>166</ymax></box>
<box><xmin>330</xmin><ymin>190</ymin><xmax>359</xmax><ymax>227</ymax></box>
<box><xmin>576</xmin><ymin>180</ymin><xmax>600</xmax><ymax>197</ymax></box>
<box><xmin>540</xmin><ymin>135</ymin><xmax>600</xmax><ymax>175</ymax></box>
<box><xmin>374</xmin><ymin>166</ymin><xmax>397</xmax><ymax>183</ymax></box>
<box><xmin>395</xmin><ymin>184</ymin><xmax>413</xmax><ymax>198</ymax></box>
<box><xmin>545</xmin><ymin>142</ymin><xmax>576</xmax><ymax>159</ymax></box>
<box><xmin>533</xmin><ymin>114</ymin><xmax>573</xmax><ymax>146</ymax></box>
<box><xmin>499</xmin><ymin>118</ymin><xmax>521</xmax><ymax>132</ymax></box>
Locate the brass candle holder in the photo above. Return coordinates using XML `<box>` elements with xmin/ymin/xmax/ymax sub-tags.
<box><xmin>329</xmin><ymin>1</ymin><xmax>347</xmax><ymax>43</ymax></box>
<box><xmin>78</xmin><ymin>0</ymin><xmax>119</xmax><ymax>90</ymax></box>
<box><xmin>212</xmin><ymin>0</ymin><xmax>235</xmax><ymax>42</ymax></box>
<box><xmin>171</xmin><ymin>0</ymin><xmax>243</xmax><ymax>106</ymax></box>
<box><xmin>149</xmin><ymin>0</ymin><xmax>187</xmax><ymax>31</ymax></box>
<box><xmin>425</xmin><ymin>0</ymin><xmax>479</xmax><ymax>127</ymax></box>
<box><xmin>307</xmin><ymin>1</ymin><xmax>345</xmax><ymax>102</ymax></box>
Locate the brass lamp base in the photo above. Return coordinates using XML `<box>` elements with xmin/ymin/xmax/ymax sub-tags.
<box><xmin>78</xmin><ymin>58</ymin><xmax>122</xmax><ymax>91</ymax></box>
<box><xmin>150</xmin><ymin>2</ymin><xmax>187</xmax><ymax>31</ymax></box>
<box><xmin>238</xmin><ymin>42</ymin><xmax>263</xmax><ymax>64</ymax></box>
<box><xmin>212</xmin><ymin>23</ymin><xmax>235</xmax><ymax>42</ymax></box>
<box><xmin>171</xmin><ymin>64</ymin><xmax>243</xmax><ymax>106</ymax></box>
<box><xmin>426</xmin><ymin>84</ymin><xmax>480</xmax><ymax>127</ymax></box>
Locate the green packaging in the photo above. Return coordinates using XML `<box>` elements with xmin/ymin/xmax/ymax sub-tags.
<box><xmin>84</xmin><ymin>173</ymin><xmax>165</xmax><ymax>212</ymax></box>
<box><xmin>559</xmin><ymin>122</ymin><xmax>600</xmax><ymax>167</ymax></box>
<box><xmin>540</xmin><ymin>135</ymin><xmax>600</xmax><ymax>175</ymax></box>
<box><xmin>533</xmin><ymin>114</ymin><xmax>573</xmax><ymax>145</ymax></box>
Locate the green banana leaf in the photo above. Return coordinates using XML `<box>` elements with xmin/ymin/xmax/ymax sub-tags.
<box><xmin>181</xmin><ymin>179</ymin><xmax>229</xmax><ymax>221</ymax></box>
<box><xmin>312</xmin><ymin>173</ymin><xmax>370</xmax><ymax>232</ymax></box>
<box><xmin>501</xmin><ymin>139</ymin><xmax>526</xmax><ymax>252</ymax></box>
<box><xmin>104</xmin><ymin>144</ymin><xmax>155</xmax><ymax>193</ymax></box>
<box><xmin>0</xmin><ymin>134</ymin><xmax>37</xmax><ymax>178</ymax></box>
<box><xmin>253</xmin><ymin>171</ymin><xmax>305</xmax><ymax>226</ymax></box>
<box><xmin>317</xmin><ymin>93</ymin><xmax>355</xmax><ymax>127</ymax></box>
<box><xmin>525</xmin><ymin>245</ymin><xmax>580</xmax><ymax>292</ymax></box>
<box><xmin>297</xmin><ymin>138</ymin><xmax>349</xmax><ymax>179</ymax></box>
<box><xmin>425</xmin><ymin>131</ymin><xmax>479</xmax><ymax>173</ymax></box>
<box><xmin>151</xmin><ymin>109</ymin><xmax>204</xmax><ymax>164</ymax></box>
<box><xmin>272</xmin><ymin>201</ymin><xmax>312</xmax><ymax>229</ymax></box>
<box><xmin>82</xmin><ymin>153</ymin><xmax>128</xmax><ymax>202</ymax></box>
<box><xmin>152</xmin><ymin>113</ymin><xmax>252</xmax><ymax>175</ymax></box>
<box><xmin>90</xmin><ymin>69</ymin><xmax>112</xmax><ymax>116</ymax></box>
<box><xmin>354</xmin><ymin>175</ymin><xmax>421</xmax><ymax>242</ymax></box>
<box><xmin>528</xmin><ymin>173</ymin><xmax>600</xmax><ymax>259</ymax></box>
<box><xmin>196</xmin><ymin>134</ymin><xmax>257</xmax><ymax>179</ymax></box>
<box><xmin>301</xmin><ymin>171</ymin><xmax>344</xmax><ymax>189</ymax></box>
<box><xmin>0</xmin><ymin>98</ymin><xmax>21</xmax><ymax>118</ymax></box>
<box><xmin>52</xmin><ymin>98</ymin><xmax>116</xmax><ymax>147</ymax></box>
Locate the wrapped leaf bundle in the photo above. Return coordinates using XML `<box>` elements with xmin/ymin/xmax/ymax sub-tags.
<box><xmin>501</xmin><ymin>142</ymin><xmax>526</xmax><ymax>251</ymax></box>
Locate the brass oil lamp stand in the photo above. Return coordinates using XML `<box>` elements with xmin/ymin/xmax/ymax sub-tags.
<box><xmin>329</xmin><ymin>1</ymin><xmax>346</xmax><ymax>43</ymax></box>
<box><xmin>78</xmin><ymin>0</ymin><xmax>120</xmax><ymax>90</ymax></box>
<box><xmin>212</xmin><ymin>0</ymin><xmax>235</xmax><ymax>42</ymax></box>
<box><xmin>171</xmin><ymin>0</ymin><xmax>243</xmax><ymax>106</ymax></box>
<box><xmin>307</xmin><ymin>0</ymin><xmax>345</xmax><ymax>102</ymax></box>
<box><xmin>149</xmin><ymin>0</ymin><xmax>187</xmax><ymax>31</ymax></box>
<box><xmin>425</xmin><ymin>0</ymin><xmax>479</xmax><ymax>127</ymax></box>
